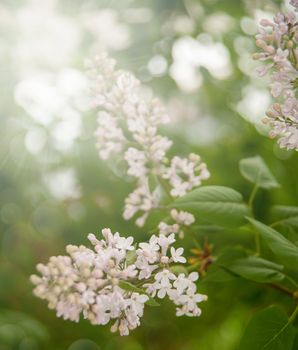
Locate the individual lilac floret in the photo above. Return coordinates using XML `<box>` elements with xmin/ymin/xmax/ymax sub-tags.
<box><xmin>31</xmin><ymin>229</ymin><xmax>207</xmax><ymax>335</ymax></box>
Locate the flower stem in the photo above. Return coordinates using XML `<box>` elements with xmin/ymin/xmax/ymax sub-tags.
<box><xmin>248</xmin><ymin>183</ymin><xmax>258</xmax><ymax>212</ymax></box>
<box><xmin>268</xmin><ymin>283</ymin><xmax>294</xmax><ymax>297</ymax></box>
<box><xmin>248</xmin><ymin>183</ymin><xmax>260</xmax><ymax>254</ymax></box>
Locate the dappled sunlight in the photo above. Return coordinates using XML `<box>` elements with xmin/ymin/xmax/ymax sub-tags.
<box><xmin>0</xmin><ymin>0</ymin><xmax>297</xmax><ymax>349</ymax></box>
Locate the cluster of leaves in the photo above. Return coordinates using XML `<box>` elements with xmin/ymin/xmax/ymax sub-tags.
<box><xmin>158</xmin><ymin>155</ymin><xmax>298</xmax><ymax>349</ymax></box>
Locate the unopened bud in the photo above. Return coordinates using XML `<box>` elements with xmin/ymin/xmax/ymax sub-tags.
<box><xmin>30</xmin><ymin>274</ymin><xmax>42</xmax><ymax>285</ymax></box>
<box><xmin>82</xmin><ymin>268</ymin><xmax>91</xmax><ymax>278</ymax></box>
<box><xmin>265</xmin><ymin>45</ymin><xmax>275</xmax><ymax>54</ymax></box>
<box><xmin>260</xmin><ymin>19</ymin><xmax>273</xmax><ymax>27</ymax></box>
<box><xmin>111</xmin><ymin>277</ymin><xmax>119</xmax><ymax>285</ymax></box>
<box><xmin>287</xmin><ymin>40</ymin><xmax>294</xmax><ymax>49</ymax></box>
<box><xmin>256</xmin><ymin>39</ymin><xmax>266</xmax><ymax>48</ymax></box>
<box><xmin>161</xmin><ymin>256</ymin><xmax>169</xmax><ymax>264</ymax></box>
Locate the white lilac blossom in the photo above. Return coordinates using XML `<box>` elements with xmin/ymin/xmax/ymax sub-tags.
<box><xmin>31</xmin><ymin>229</ymin><xmax>207</xmax><ymax>335</ymax></box>
<box><xmin>158</xmin><ymin>209</ymin><xmax>195</xmax><ymax>238</ymax></box>
<box><xmin>122</xmin><ymin>182</ymin><xmax>160</xmax><ymax>228</ymax></box>
<box><xmin>86</xmin><ymin>53</ymin><xmax>210</xmax><ymax>227</ymax></box>
<box><xmin>162</xmin><ymin>154</ymin><xmax>210</xmax><ymax>197</ymax></box>
<box><xmin>254</xmin><ymin>4</ymin><xmax>298</xmax><ymax>151</ymax></box>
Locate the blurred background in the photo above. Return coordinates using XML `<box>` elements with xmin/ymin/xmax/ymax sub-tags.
<box><xmin>0</xmin><ymin>0</ymin><xmax>297</xmax><ymax>349</ymax></box>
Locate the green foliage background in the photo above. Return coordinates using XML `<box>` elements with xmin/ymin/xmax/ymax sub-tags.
<box><xmin>0</xmin><ymin>0</ymin><xmax>297</xmax><ymax>349</ymax></box>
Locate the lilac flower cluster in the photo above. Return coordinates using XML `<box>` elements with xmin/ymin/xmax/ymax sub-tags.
<box><xmin>254</xmin><ymin>2</ymin><xmax>298</xmax><ymax>150</ymax></box>
<box><xmin>31</xmin><ymin>228</ymin><xmax>207</xmax><ymax>336</ymax></box>
<box><xmin>86</xmin><ymin>53</ymin><xmax>210</xmax><ymax>228</ymax></box>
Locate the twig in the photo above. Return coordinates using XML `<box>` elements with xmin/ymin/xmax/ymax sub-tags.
<box><xmin>268</xmin><ymin>283</ymin><xmax>295</xmax><ymax>297</ymax></box>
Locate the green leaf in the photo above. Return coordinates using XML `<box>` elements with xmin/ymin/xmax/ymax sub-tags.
<box><xmin>223</xmin><ymin>256</ymin><xmax>285</xmax><ymax>283</ymax></box>
<box><xmin>272</xmin><ymin>205</ymin><xmax>298</xmax><ymax>228</ymax></box>
<box><xmin>125</xmin><ymin>249</ymin><xmax>137</xmax><ymax>265</ymax></box>
<box><xmin>247</xmin><ymin>218</ymin><xmax>298</xmax><ymax>266</ymax></box>
<box><xmin>171</xmin><ymin>186</ymin><xmax>249</xmax><ymax>228</ymax></box>
<box><xmin>272</xmin><ymin>206</ymin><xmax>298</xmax><ymax>218</ymax></box>
<box><xmin>239</xmin><ymin>156</ymin><xmax>280</xmax><ymax>189</ymax></box>
<box><xmin>239</xmin><ymin>306</ymin><xmax>296</xmax><ymax>350</ymax></box>
<box><xmin>170</xmin><ymin>265</ymin><xmax>188</xmax><ymax>275</ymax></box>
<box><xmin>281</xmin><ymin>216</ymin><xmax>298</xmax><ymax>227</ymax></box>
<box><xmin>203</xmin><ymin>264</ymin><xmax>236</xmax><ymax>282</ymax></box>
<box><xmin>118</xmin><ymin>281</ymin><xmax>160</xmax><ymax>307</ymax></box>
<box><xmin>143</xmin><ymin>297</ymin><xmax>160</xmax><ymax>307</ymax></box>
<box><xmin>204</xmin><ymin>247</ymin><xmax>246</xmax><ymax>283</ymax></box>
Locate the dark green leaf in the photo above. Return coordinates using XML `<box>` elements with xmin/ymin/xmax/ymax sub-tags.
<box><xmin>247</xmin><ymin>218</ymin><xmax>298</xmax><ymax>266</ymax></box>
<box><xmin>204</xmin><ymin>247</ymin><xmax>246</xmax><ymax>283</ymax></box>
<box><xmin>223</xmin><ymin>256</ymin><xmax>285</xmax><ymax>283</ymax></box>
<box><xmin>239</xmin><ymin>156</ymin><xmax>280</xmax><ymax>189</ymax></box>
<box><xmin>238</xmin><ymin>306</ymin><xmax>296</xmax><ymax>350</ymax></box>
<box><xmin>171</xmin><ymin>186</ymin><xmax>249</xmax><ymax>228</ymax></box>
<box><xmin>203</xmin><ymin>264</ymin><xmax>236</xmax><ymax>282</ymax></box>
